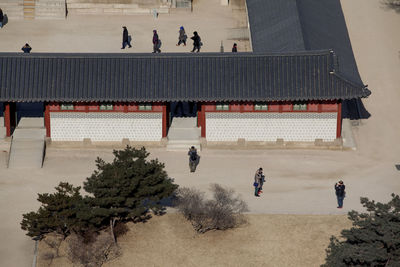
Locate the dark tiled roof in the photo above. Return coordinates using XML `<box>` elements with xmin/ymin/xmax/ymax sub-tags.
<box><xmin>247</xmin><ymin>0</ymin><xmax>364</xmax><ymax>86</ymax></box>
<box><xmin>0</xmin><ymin>52</ymin><xmax>370</xmax><ymax>102</ymax></box>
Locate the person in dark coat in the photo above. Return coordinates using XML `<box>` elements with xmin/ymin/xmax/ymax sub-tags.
<box><xmin>232</xmin><ymin>43</ymin><xmax>237</xmax><ymax>52</ymax></box>
<box><xmin>121</xmin><ymin>26</ymin><xmax>132</xmax><ymax>49</ymax></box>
<box><xmin>188</xmin><ymin>146</ymin><xmax>199</xmax><ymax>172</ymax></box>
<box><xmin>0</xmin><ymin>8</ymin><xmax>4</xmax><ymax>28</ymax></box>
<box><xmin>21</xmin><ymin>43</ymin><xmax>32</xmax><ymax>53</ymax></box>
<box><xmin>190</xmin><ymin>31</ymin><xmax>201</xmax><ymax>53</ymax></box>
<box><xmin>152</xmin><ymin>30</ymin><xmax>161</xmax><ymax>53</ymax></box>
<box><xmin>334</xmin><ymin>180</ymin><xmax>346</xmax><ymax>208</ymax></box>
<box><xmin>176</xmin><ymin>26</ymin><xmax>187</xmax><ymax>46</ymax></box>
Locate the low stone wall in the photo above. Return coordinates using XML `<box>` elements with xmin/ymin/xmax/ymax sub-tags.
<box><xmin>201</xmin><ymin>137</ymin><xmax>345</xmax><ymax>150</ymax></box>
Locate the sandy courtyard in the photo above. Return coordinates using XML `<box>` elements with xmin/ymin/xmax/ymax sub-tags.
<box><xmin>0</xmin><ymin>0</ymin><xmax>399</xmax><ymax>266</ymax></box>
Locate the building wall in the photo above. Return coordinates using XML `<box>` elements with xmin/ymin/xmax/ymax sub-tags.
<box><xmin>50</xmin><ymin>112</ymin><xmax>162</xmax><ymax>141</ymax></box>
<box><xmin>200</xmin><ymin>101</ymin><xmax>341</xmax><ymax>142</ymax></box>
<box><xmin>46</xmin><ymin>102</ymin><xmax>167</xmax><ymax>141</ymax></box>
<box><xmin>206</xmin><ymin>112</ymin><xmax>337</xmax><ymax>142</ymax></box>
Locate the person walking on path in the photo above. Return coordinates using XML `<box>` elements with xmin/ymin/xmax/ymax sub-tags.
<box><xmin>152</xmin><ymin>30</ymin><xmax>161</xmax><ymax>53</ymax></box>
<box><xmin>121</xmin><ymin>26</ymin><xmax>132</xmax><ymax>49</ymax></box>
<box><xmin>176</xmin><ymin>26</ymin><xmax>187</xmax><ymax>46</ymax></box>
<box><xmin>0</xmin><ymin>8</ymin><xmax>4</xmax><ymax>28</ymax></box>
<box><xmin>188</xmin><ymin>146</ymin><xmax>199</xmax><ymax>172</ymax></box>
<box><xmin>21</xmin><ymin>43</ymin><xmax>32</xmax><ymax>53</ymax></box>
<box><xmin>334</xmin><ymin>180</ymin><xmax>346</xmax><ymax>208</ymax></box>
<box><xmin>232</xmin><ymin>43</ymin><xmax>237</xmax><ymax>52</ymax></box>
<box><xmin>190</xmin><ymin>31</ymin><xmax>201</xmax><ymax>53</ymax></box>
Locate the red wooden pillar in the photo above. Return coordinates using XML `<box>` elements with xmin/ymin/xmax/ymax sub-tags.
<box><xmin>4</xmin><ymin>103</ymin><xmax>11</xmax><ymax>137</ymax></box>
<box><xmin>336</xmin><ymin>102</ymin><xmax>342</xmax><ymax>138</ymax></box>
<box><xmin>162</xmin><ymin>103</ymin><xmax>168</xmax><ymax>138</ymax></box>
<box><xmin>200</xmin><ymin>104</ymin><xmax>206</xmax><ymax>138</ymax></box>
<box><xmin>44</xmin><ymin>103</ymin><xmax>51</xmax><ymax>137</ymax></box>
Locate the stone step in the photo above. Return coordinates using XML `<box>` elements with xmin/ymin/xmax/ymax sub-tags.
<box><xmin>166</xmin><ymin>139</ymin><xmax>201</xmax><ymax>151</ymax></box>
<box><xmin>167</xmin><ymin>128</ymin><xmax>200</xmax><ymax>140</ymax></box>
<box><xmin>170</xmin><ymin>117</ymin><xmax>197</xmax><ymax>128</ymax></box>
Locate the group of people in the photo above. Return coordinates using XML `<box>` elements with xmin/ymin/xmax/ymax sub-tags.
<box><xmin>121</xmin><ymin>26</ymin><xmax>238</xmax><ymax>53</ymax></box>
<box><xmin>188</xmin><ymin>150</ymin><xmax>346</xmax><ymax>208</ymax></box>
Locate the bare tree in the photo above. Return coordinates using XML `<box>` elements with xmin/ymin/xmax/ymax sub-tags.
<box><xmin>175</xmin><ymin>184</ymin><xmax>249</xmax><ymax>233</ymax></box>
<box><xmin>67</xmin><ymin>232</ymin><xmax>120</xmax><ymax>267</ymax></box>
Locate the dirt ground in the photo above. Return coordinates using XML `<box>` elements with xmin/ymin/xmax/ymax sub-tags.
<box><xmin>0</xmin><ymin>0</ymin><xmax>399</xmax><ymax>266</ymax></box>
<box><xmin>38</xmin><ymin>214</ymin><xmax>351</xmax><ymax>267</ymax></box>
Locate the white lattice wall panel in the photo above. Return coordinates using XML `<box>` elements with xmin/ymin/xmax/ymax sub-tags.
<box><xmin>50</xmin><ymin>113</ymin><xmax>162</xmax><ymax>141</ymax></box>
<box><xmin>206</xmin><ymin>112</ymin><xmax>337</xmax><ymax>142</ymax></box>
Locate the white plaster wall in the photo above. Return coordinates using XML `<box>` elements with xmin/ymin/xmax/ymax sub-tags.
<box><xmin>206</xmin><ymin>113</ymin><xmax>338</xmax><ymax>142</ymax></box>
<box><xmin>50</xmin><ymin>112</ymin><xmax>162</xmax><ymax>141</ymax></box>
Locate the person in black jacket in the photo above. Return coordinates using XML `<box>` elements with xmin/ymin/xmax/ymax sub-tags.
<box><xmin>152</xmin><ymin>30</ymin><xmax>161</xmax><ymax>53</ymax></box>
<box><xmin>188</xmin><ymin>146</ymin><xmax>199</xmax><ymax>172</ymax></box>
<box><xmin>21</xmin><ymin>43</ymin><xmax>32</xmax><ymax>53</ymax></box>
<box><xmin>232</xmin><ymin>43</ymin><xmax>237</xmax><ymax>52</ymax></box>
<box><xmin>334</xmin><ymin>180</ymin><xmax>346</xmax><ymax>208</ymax></box>
<box><xmin>121</xmin><ymin>26</ymin><xmax>132</xmax><ymax>49</ymax></box>
<box><xmin>190</xmin><ymin>31</ymin><xmax>201</xmax><ymax>53</ymax></box>
<box><xmin>0</xmin><ymin>8</ymin><xmax>4</xmax><ymax>28</ymax></box>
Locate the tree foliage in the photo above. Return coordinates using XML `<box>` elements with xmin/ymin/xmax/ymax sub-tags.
<box><xmin>21</xmin><ymin>182</ymin><xmax>85</xmax><ymax>239</ymax></box>
<box><xmin>175</xmin><ymin>184</ymin><xmax>248</xmax><ymax>233</ymax></box>
<box><xmin>21</xmin><ymin>146</ymin><xmax>178</xmax><ymax>243</ymax></box>
<box><xmin>83</xmin><ymin>146</ymin><xmax>178</xmax><ymax>241</ymax></box>
<box><xmin>322</xmin><ymin>194</ymin><xmax>400</xmax><ymax>267</ymax></box>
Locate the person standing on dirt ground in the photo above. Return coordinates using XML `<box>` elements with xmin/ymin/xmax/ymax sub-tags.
<box><xmin>190</xmin><ymin>31</ymin><xmax>201</xmax><ymax>53</ymax></box>
<box><xmin>188</xmin><ymin>146</ymin><xmax>198</xmax><ymax>172</ymax></box>
<box><xmin>232</xmin><ymin>43</ymin><xmax>238</xmax><ymax>52</ymax></box>
<box><xmin>152</xmin><ymin>30</ymin><xmax>161</xmax><ymax>53</ymax></box>
<box><xmin>176</xmin><ymin>26</ymin><xmax>187</xmax><ymax>46</ymax></box>
<box><xmin>334</xmin><ymin>180</ymin><xmax>346</xmax><ymax>208</ymax></box>
<box><xmin>121</xmin><ymin>26</ymin><xmax>132</xmax><ymax>49</ymax></box>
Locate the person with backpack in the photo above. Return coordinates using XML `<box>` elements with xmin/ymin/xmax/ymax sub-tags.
<box><xmin>176</xmin><ymin>26</ymin><xmax>187</xmax><ymax>46</ymax></box>
<box><xmin>188</xmin><ymin>146</ymin><xmax>199</xmax><ymax>172</ymax></box>
<box><xmin>152</xmin><ymin>30</ymin><xmax>161</xmax><ymax>53</ymax></box>
<box><xmin>334</xmin><ymin>180</ymin><xmax>346</xmax><ymax>208</ymax></box>
<box><xmin>190</xmin><ymin>31</ymin><xmax>202</xmax><ymax>53</ymax></box>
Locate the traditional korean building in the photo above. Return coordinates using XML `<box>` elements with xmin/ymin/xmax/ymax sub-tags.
<box><xmin>0</xmin><ymin>0</ymin><xmax>370</xmax><ymax>147</ymax></box>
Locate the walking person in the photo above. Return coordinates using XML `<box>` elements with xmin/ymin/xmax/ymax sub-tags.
<box><xmin>232</xmin><ymin>43</ymin><xmax>238</xmax><ymax>52</ymax></box>
<box><xmin>0</xmin><ymin>8</ymin><xmax>4</xmax><ymax>28</ymax></box>
<box><xmin>21</xmin><ymin>43</ymin><xmax>32</xmax><ymax>53</ymax></box>
<box><xmin>334</xmin><ymin>180</ymin><xmax>346</xmax><ymax>208</ymax></box>
<box><xmin>176</xmin><ymin>26</ymin><xmax>187</xmax><ymax>46</ymax></box>
<box><xmin>190</xmin><ymin>31</ymin><xmax>202</xmax><ymax>53</ymax></box>
<box><xmin>188</xmin><ymin>146</ymin><xmax>199</xmax><ymax>172</ymax></box>
<box><xmin>152</xmin><ymin>30</ymin><xmax>161</xmax><ymax>53</ymax></box>
<box><xmin>121</xmin><ymin>26</ymin><xmax>132</xmax><ymax>49</ymax></box>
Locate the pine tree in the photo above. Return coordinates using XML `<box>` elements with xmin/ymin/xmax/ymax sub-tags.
<box><xmin>83</xmin><ymin>146</ymin><xmax>178</xmax><ymax>242</ymax></box>
<box><xmin>21</xmin><ymin>182</ymin><xmax>85</xmax><ymax>239</ymax></box>
<box><xmin>322</xmin><ymin>194</ymin><xmax>400</xmax><ymax>267</ymax></box>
